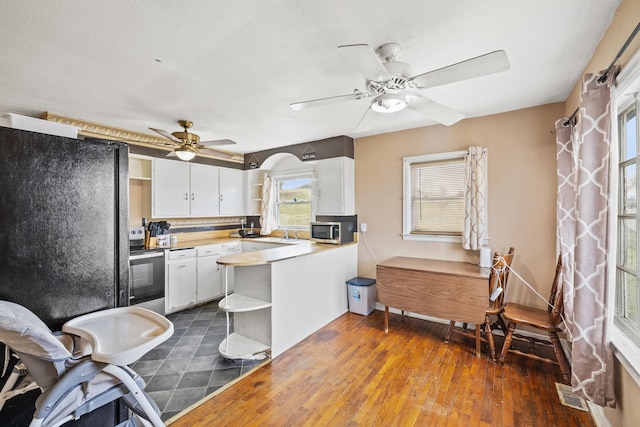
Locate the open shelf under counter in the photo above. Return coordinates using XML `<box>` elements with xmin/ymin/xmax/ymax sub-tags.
<box><xmin>219</xmin><ymin>332</ymin><xmax>270</xmax><ymax>360</ymax></box>
<box><xmin>218</xmin><ymin>293</ymin><xmax>272</xmax><ymax>312</ymax></box>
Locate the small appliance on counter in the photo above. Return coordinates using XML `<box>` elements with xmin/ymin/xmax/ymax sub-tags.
<box><xmin>310</xmin><ymin>220</ymin><xmax>354</xmax><ymax>245</ymax></box>
<box><xmin>239</xmin><ymin>220</ymin><xmax>260</xmax><ymax>238</ymax></box>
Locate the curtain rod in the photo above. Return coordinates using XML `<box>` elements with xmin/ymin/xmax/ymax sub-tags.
<box><xmin>562</xmin><ymin>108</ymin><xmax>579</xmax><ymax>127</ymax></box>
<box><xmin>597</xmin><ymin>21</ymin><xmax>640</xmax><ymax>84</ymax></box>
<box><xmin>560</xmin><ymin>22</ymin><xmax>640</xmax><ymax>128</ymax></box>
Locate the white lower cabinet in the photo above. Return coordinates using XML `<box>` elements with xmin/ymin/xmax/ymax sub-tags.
<box><xmin>196</xmin><ymin>245</ymin><xmax>223</xmax><ymax>302</ymax></box>
<box><xmin>165</xmin><ymin>241</ymin><xmax>246</xmax><ymax>314</ymax></box>
<box><xmin>166</xmin><ymin>248</ymin><xmax>197</xmax><ymax>313</ymax></box>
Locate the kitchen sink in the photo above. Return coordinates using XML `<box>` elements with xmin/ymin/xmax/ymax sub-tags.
<box><xmin>253</xmin><ymin>237</ymin><xmax>311</xmax><ymax>245</ymax></box>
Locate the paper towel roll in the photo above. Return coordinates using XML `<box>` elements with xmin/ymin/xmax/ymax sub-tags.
<box><xmin>479</xmin><ymin>246</ymin><xmax>492</xmax><ymax>268</ymax></box>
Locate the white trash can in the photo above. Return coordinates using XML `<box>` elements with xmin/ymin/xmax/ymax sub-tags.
<box><xmin>346</xmin><ymin>277</ymin><xmax>377</xmax><ymax>316</ymax></box>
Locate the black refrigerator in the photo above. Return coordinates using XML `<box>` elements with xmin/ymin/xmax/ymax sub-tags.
<box><xmin>0</xmin><ymin>125</ymin><xmax>129</xmax><ymax>425</ymax></box>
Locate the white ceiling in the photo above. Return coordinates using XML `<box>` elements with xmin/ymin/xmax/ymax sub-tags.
<box><xmin>0</xmin><ymin>0</ymin><xmax>622</xmax><ymax>155</ymax></box>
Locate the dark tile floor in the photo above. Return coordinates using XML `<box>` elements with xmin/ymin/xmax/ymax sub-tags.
<box><xmin>131</xmin><ymin>300</ymin><xmax>265</xmax><ymax>422</ymax></box>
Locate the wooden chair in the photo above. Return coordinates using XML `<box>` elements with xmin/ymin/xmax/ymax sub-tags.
<box><xmin>498</xmin><ymin>254</ymin><xmax>571</xmax><ymax>383</ymax></box>
<box><xmin>445</xmin><ymin>248</ymin><xmax>515</xmax><ymax>360</ymax></box>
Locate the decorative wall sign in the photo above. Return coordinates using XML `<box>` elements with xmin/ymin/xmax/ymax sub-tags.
<box><xmin>301</xmin><ymin>144</ymin><xmax>316</xmax><ymax>161</ymax></box>
<box><xmin>248</xmin><ymin>154</ymin><xmax>260</xmax><ymax>169</ymax></box>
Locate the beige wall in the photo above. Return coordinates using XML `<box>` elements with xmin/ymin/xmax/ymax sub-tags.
<box><xmin>355</xmin><ymin>103</ymin><xmax>563</xmax><ymax>310</ymax></box>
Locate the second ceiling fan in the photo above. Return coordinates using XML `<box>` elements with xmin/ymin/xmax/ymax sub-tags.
<box><xmin>290</xmin><ymin>42</ymin><xmax>510</xmax><ymax>129</ymax></box>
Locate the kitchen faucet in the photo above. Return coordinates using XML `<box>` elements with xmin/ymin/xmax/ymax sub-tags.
<box><xmin>284</xmin><ymin>230</ymin><xmax>289</xmax><ymax>239</ymax></box>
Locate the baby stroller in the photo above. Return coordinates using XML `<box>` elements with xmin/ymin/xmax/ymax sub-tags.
<box><xmin>0</xmin><ymin>301</ymin><xmax>173</xmax><ymax>426</ymax></box>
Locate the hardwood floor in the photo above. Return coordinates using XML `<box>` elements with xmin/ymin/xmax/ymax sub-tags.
<box><xmin>169</xmin><ymin>310</ymin><xmax>594</xmax><ymax>427</ymax></box>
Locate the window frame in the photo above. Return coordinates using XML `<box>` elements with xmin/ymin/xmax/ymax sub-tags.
<box><xmin>611</xmin><ymin>47</ymin><xmax>640</xmax><ymax>382</ymax></box>
<box><xmin>402</xmin><ymin>150</ymin><xmax>469</xmax><ymax>242</ymax></box>
<box><xmin>272</xmin><ymin>172</ymin><xmax>314</xmax><ymax>230</ymax></box>
<box><xmin>616</xmin><ymin>101</ymin><xmax>640</xmax><ymax>344</ymax></box>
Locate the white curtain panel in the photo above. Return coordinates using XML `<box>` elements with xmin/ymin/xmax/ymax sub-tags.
<box><xmin>260</xmin><ymin>174</ymin><xmax>277</xmax><ymax>235</ymax></box>
<box><xmin>462</xmin><ymin>146</ymin><xmax>488</xmax><ymax>250</ymax></box>
<box><xmin>555</xmin><ymin>71</ymin><xmax>615</xmax><ymax>407</ymax></box>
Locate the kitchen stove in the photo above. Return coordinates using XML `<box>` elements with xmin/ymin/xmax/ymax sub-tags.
<box><xmin>129</xmin><ymin>226</ymin><xmax>164</xmax><ymax>258</ymax></box>
<box><xmin>129</xmin><ymin>227</ymin><xmax>165</xmax><ymax>315</ymax></box>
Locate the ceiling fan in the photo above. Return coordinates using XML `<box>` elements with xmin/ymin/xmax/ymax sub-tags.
<box><xmin>149</xmin><ymin>120</ymin><xmax>237</xmax><ymax>161</ymax></box>
<box><xmin>290</xmin><ymin>42</ymin><xmax>510</xmax><ymax>129</ymax></box>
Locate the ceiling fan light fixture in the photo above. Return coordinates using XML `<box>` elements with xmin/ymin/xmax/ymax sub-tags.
<box><xmin>175</xmin><ymin>145</ymin><xmax>196</xmax><ymax>161</ymax></box>
<box><xmin>371</xmin><ymin>94</ymin><xmax>407</xmax><ymax>113</ymax></box>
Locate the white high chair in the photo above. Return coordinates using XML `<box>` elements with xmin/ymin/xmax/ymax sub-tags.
<box><xmin>0</xmin><ymin>301</ymin><xmax>173</xmax><ymax>427</ymax></box>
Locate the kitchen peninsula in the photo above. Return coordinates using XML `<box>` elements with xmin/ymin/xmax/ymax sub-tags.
<box><xmin>217</xmin><ymin>242</ymin><xmax>357</xmax><ymax>359</ymax></box>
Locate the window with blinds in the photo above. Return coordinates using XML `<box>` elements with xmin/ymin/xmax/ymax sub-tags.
<box><xmin>402</xmin><ymin>150</ymin><xmax>468</xmax><ymax>241</ymax></box>
<box><xmin>410</xmin><ymin>159</ymin><xmax>465</xmax><ymax>234</ymax></box>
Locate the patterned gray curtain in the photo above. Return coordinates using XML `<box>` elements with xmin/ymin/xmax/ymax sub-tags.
<box><xmin>555</xmin><ymin>71</ymin><xmax>615</xmax><ymax>407</ymax></box>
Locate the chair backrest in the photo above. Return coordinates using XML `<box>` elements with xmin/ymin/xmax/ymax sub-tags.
<box><xmin>0</xmin><ymin>301</ymin><xmax>72</xmax><ymax>389</ymax></box>
<box><xmin>548</xmin><ymin>254</ymin><xmax>564</xmax><ymax>324</ymax></box>
<box><xmin>489</xmin><ymin>248</ymin><xmax>515</xmax><ymax>309</ymax></box>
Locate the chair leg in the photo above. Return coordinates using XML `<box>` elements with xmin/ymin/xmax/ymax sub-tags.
<box><xmin>484</xmin><ymin>314</ymin><xmax>496</xmax><ymax>361</ymax></box>
<box><xmin>444</xmin><ymin>321</ymin><xmax>455</xmax><ymax>343</ymax></box>
<box><xmin>495</xmin><ymin>313</ymin><xmax>508</xmax><ymax>335</ymax></box>
<box><xmin>499</xmin><ymin>322</ymin><xmax>516</xmax><ymax>364</ymax></box>
<box><xmin>549</xmin><ymin>331</ymin><xmax>571</xmax><ymax>384</ymax></box>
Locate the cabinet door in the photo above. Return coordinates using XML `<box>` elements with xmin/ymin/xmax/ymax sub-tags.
<box><xmin>197</xmin><ymin>255</ymin><xmax>222</xmax><ymax>301</ymax></box>
<box><xmin>190</xmin><ymin>164</ymin><xmax>220</xmax><ymax>216</ymax></box>
<box><xmin>316</xmin><ymin>157</ymin><xmax>354</xmax><ymax>215</ymax></box>
<box><xmin>153</xmin><ymin>159</ymin><xmax>190</xmax><ymax>217</ymax></box>
<box><xmin>219</xmin><ymin>168</ymin><xmax>245</xmax><ymax>216</ymax></box>
<box><xmin>167</xmin><ymin>258</ymin><xmax>197</xmax><ymax>311</ymax></box>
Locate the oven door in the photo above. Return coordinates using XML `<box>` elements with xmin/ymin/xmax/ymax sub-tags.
<box><xmin>129</xmin><ymin>252</ymin><xmax>165</xmax><ymax>313</ymax></box>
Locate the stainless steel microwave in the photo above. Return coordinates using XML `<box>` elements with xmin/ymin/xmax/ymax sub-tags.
<box><xmin>310</xmin><ymin>221</ymin><xmax>354</xmax><ymax>245</ymax></box>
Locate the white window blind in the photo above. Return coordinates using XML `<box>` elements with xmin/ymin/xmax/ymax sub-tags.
<box><xmin>410</xmin><ymin>158</ymin><xmax>465</xmax><ymax>235</ymax></box>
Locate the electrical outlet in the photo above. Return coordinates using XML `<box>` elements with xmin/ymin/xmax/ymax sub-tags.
<box><xmin>360</xmin><ymin>223</ymin><xmax>367</xmax><ymax>232</ymax></box>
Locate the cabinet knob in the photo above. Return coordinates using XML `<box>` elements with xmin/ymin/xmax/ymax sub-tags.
<box><xmin>220</xmin><ymin>194</ymin><xmax>224</xmax><ymax>202</ymax></box>
<box><xmin>191</xmin><ymin>193</ymin><xmax>195</xmax><ymax>200</ymax></box>
<box><xmin>184</xmin><ymin>193</ymin><xmax>189</xmax><ymax>200</ymax></box>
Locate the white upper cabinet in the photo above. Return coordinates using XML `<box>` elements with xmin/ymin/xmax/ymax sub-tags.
<box><xmin>152</xmin><ymin>159</ymin><xmax>190</xmax><ymax>217</ymax></box>
<box><xmin>153</xmin><ymin>158</ymin><xmax>244</xmax><ymax>217</ymax></box>
<box><xmin>316</xmin><ymin>157</ymin><xmax>354</xmax><ymax>215</ymax></box>
<box><xmin>219</xmin><ymin>168</ymin><xmax>245</xmax><ymax>216</ymax></box>
<box><xmin>190</xmin><ymin>163</ymin><xmax>220</xmax><ymax>216</ymax></box>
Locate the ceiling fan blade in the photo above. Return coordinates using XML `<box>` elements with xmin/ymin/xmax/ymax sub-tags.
<box><xmin>149</xmin><ymin>127</ymin><xmax>183</xmax><ymax>143</ymax></box>
<box><xmin>166</xmin><ymin>150</ymin><xmax>177</xmax><ymax>158</ymax></box>
<box><xmin>199</xmin><ymin>139</ymin><xmax>237</xmax><ymax>147</ymax></box>
<box><xmin>407</xmin><ymin>95</ymin><xmax>466</xmax><ymax>126</ymax></box>
<box><xmin>337</xmin><ymin>44</ymin><xmax>390</xmax><ymax>82</ymax></box>
<box><xmin>354</xmin><ymin>107</ymin><xmax>377</xmax><ymax>133</ymax></box>
<box><xmin>410</xmin><ymin>50</ymin><xmax>510</xmax><ymax>89</ymax></box>
<box><xmin>290</xmin><ymin>91</ymin><xmax>369</xmax><ymax>111</ymax></box>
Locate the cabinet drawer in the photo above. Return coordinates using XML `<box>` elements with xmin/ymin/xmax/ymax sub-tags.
<box><xmin>168</xmin><ymin>248</ymin><xmax>196</xmax><ymax>260</ymax></box>
<box><xmin>197</xmin><ymin>245</ymin><xmax>222</xmax><ymax>257</ymax></box>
